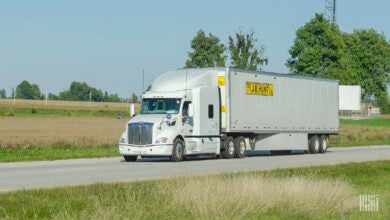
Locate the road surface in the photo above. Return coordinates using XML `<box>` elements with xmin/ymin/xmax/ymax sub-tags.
<box><xmin>0</xmin><ymin>145</ymin><xmax>389</xmax><ymax>191</ymax></box>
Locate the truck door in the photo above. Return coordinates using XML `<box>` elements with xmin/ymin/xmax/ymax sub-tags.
<box><xmin>181</xmin><ymin>101</ymin><xmax>194</xmax><ymax>135</ymax></box>
<box><xmin>192</xmin><ymin>86</ymin><xmax>220</xmax><ymax>153</ymax></box>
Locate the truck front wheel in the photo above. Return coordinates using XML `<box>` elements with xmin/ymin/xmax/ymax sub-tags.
<box><xmin>170</xmin><ymin>138</ymin><xmax>185</xmax><ymax>162</ymax></box>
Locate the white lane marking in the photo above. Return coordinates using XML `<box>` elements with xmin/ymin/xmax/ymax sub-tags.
<box><xmin>49</xmin><ymin>167</ymin><xmax>96</xmax><ymax>172</ymax></box>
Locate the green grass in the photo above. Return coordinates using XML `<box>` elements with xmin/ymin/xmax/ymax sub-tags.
<box><xmin>0</xmin><ymin>160</ymin><xmax>388</xmax><ymax>219</ymax></box>
<box><xmin>332</xmin><ymin>140</ymin><xmax>390</xmax><ymax>147</ymax></box>
<box><xmin>0</xmin><ymin>106</ymin><xmax>128</xmax><ymax>117</ymax></box>
<box><xmin>331</xmin><ymin>118</ymin><xmax>390</xmax><ymax>147</ymax></box>
<box><xmin>0</xmin><ymin>145</ymin><xmax>118</xmax><ymax>162</ymax></box>
<box><xmin>340</xmin><ymin>117</ymin><xmax>390</xmax><ymax>127</ymax></box>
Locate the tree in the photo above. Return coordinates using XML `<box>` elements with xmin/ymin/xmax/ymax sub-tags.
<box><xmin>69</xmin><ymin>81</ymin><xmax>91</xmax><ymax>101</ymax></box>
<box><xmin>342</xmin><ymin>29</ymin><xmax>390</xmax><ymax>99</ymax></box>
<box><xmin>228</xmin><ymin>30</ymin><xmax>267</xmax><ymax>71</ymax></box>
<box><xmin>287</xmin><ymin>13</ymin><xmax>390</xmax><ymax>101</ymax></box>
<box><xmin>48</xmin><ymin>93</ymin><xmax>57</xmax><ymax>100</ymax></box>
<box><xmin>185</xmin><ymin>30</ymin><xmax>226</xmax><ymax>68</ymax></box>
<box><xmin>107</xmin><ymin>93</ymin><xmax>121</xmax><ymax>102</ymax></box>
<box><xmin>286</xmin><ymin>14</ymin><xmax>345</xmax><ymax>79</ymax></box>
<box><xmin>131</xmin><ymin>92</ymin><xmax>139</xmax><ymax>103</ymax></box>
<box><xmin>145</xmin><ymin>85</ymin><xmax>152</xmax><ymax>92</ymax></box>
<box><xmin>0</xmin><ymin>89</ymin><xmax>6</xmax><ymax>99</ymax></box>
<box><xmin>16</xmin><ymin>80</ymin><xmax>41</xmax><ymax>99</ymax></box>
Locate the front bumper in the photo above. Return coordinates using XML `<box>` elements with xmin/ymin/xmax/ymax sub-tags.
<box><xmin>119</xmin><ymin>144</ymin><xmax>173</xmax><ymax>156</ymax></box>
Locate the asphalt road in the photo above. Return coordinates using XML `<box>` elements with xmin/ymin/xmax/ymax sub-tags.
<box><xmin>1</xmin><ymin>145</ymin><xmax>389</xmax><ymax>192</ymax></box>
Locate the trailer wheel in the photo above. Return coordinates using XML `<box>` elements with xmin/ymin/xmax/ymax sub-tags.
<box><xmin>123</xmin><ymin>155</ymin><xmax>137</xmax><ymax>162</ymax></box>
<box><xmin>221</xmin><ymin>136</ymin><xmax>235</xmax><ymax>159</ymax></box>
<box><xmin>308</xmin><ymin>135</ymin><xmax>320</xmax><ymax>154</ymax></box>
<box><xmin>170</xmin><ymin>138</ymin><xmax>185</xmax><ymax>162</ymax></box>
<box><xmin>319</xmin><ymin>135</ymin><xmax>328</xmax><ymax>153</ymax></box>
<box><xmin>234</xmin><ymin>136</ymin><xmax>246</xmax><ymax>158</ymax></box>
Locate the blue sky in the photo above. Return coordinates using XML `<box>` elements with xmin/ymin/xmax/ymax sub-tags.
<box><xmin>1</xmin><ymin>0</ymin><xmax>389</xmax><ymax>98</ymax></box>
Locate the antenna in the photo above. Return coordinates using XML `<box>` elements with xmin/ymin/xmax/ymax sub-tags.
<box><xmin>325</xmin><ymin>0</ymin><xmax>336</xmax><ymax>24</ymax></box>
<box><xmin>142</xmin><ymin>69</ymin><xmax>145</xmax><ymax>94</ymax></box>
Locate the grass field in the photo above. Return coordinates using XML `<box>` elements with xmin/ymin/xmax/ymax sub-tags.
<box><xmin>331</xmin><ymin>117</ymin><xmax>390</xmax><ymax>147</ymax></box>
<box><xmin>0</xmin><ymin>99</ymin><xmax>139</xmax><ymax>117</ymax></box>
<box><xmin>0</xmin><ymin>116</ymin><xmax>125</xmax><ymax>162</ymax></box>
<box><xmin>0</xmin><ymin>160</ymin><xmax>388</xmax><ymax>219</ymax></box>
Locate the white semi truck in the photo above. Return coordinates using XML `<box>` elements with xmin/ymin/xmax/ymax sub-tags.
<box><xmin>119</xmin><ymin>68</ymin><xmax>339</xmax><ymax>162</ymax></box>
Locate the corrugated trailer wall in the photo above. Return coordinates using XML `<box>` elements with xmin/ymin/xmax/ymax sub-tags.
<box><xmin>225</xmin><ymin>69</ymin><xmax>339</xmax><ymax>134</ymax></box>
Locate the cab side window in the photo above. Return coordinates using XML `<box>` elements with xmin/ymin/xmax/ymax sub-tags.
<box><xmin>183</xmin><ymin>101</ymin><xmax>191</xmax><ymax>116</ymax></box>
<box><xmin>182</xmin><ymin>101</ymin><xmax>193</xmax><ymax>126</ymax></box>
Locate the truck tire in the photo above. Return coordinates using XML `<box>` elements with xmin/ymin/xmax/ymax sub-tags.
<box><xmin>234</xmin><ymin>136</ymin><xmax>246</xmax><ymax>158</ymax></box>
<box><xmin>308</xmin><ymin>135</ymin><xmax>320</xmax><ymax>154</ymax></box>
<box><xmin>221</xmin><ymin>136</ymin><xmax>235</xmax><ymax>159</ymax></box>
<box><xmin>124</xmin><ymin>155</ymin><xmax>137</xmax><ymax>162</ymax></box>
<box><xmin>319</xmin><ymin>135</ymin><xmax>328</xmax><ymax>153</ymax></box>
<box><xmin>170</xmin><ymin>138</ymin><xmax>185</xmax><ymax>162</ymax></box>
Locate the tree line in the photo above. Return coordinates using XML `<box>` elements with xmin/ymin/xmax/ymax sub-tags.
<box><xmin>1</xmin><ymin>81</ymin><xmax>126</xmax><ymax>103</ymax></box>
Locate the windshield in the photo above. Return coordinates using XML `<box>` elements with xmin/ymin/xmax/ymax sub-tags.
<box><xmin>140</xmin><ymin>98</ymin><xmax>181</xmax><ymax>114</ymax></box>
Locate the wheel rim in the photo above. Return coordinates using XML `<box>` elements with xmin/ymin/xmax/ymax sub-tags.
<box><xmin>228</xmin><ymin>141</ymin><xmax>234</xmax><ymax>156</ymax></box>
<box><xmin>314</xmin><ymin>139</ymin><xmax>320</xmax><ymax>152</ymax></box>
<box><xmin>322</xmin><ymin>138</ymin><xmax>327</xmax><ymax>151</ymax></box>
<box><xmin>239</xmin><ymin>140</ymin><xmax>245</xmax><ymax>155</ymax></box>
<box><xmin>175</xmin><ymin>142</ymin><xmax>183</xmax><ymax>158</ymax></box>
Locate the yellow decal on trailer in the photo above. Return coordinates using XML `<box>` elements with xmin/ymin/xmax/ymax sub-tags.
<box><xmin>246</xmin><ymin>82</ymin><xmax>274</xmax><ymax>96</ymax></box>
<box><xmin>218</xmin><ymin>76</ymin><xmax>225</xmax><ymax>86</ymax></box>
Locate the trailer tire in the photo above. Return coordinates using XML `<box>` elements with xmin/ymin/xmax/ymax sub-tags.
<box><xmin>234</xmin><ymin>136</ymin><xmax>246</xmax><ymax>158</ymax></box>
<box><xmin>123</xmin><ymin>155</ymin><xmax>138</xmax><ymax>162</ymax></box>
<box><xmin>221</xmin><ymin>136</ymin><xmax>235</xmax><ymax>159</ymax></box>
<box><xmin>308</xmin><ymin>135</ymin><xmax>320</xmax><ymax>154</ymax></box>
<box><xmin>319</xmin><ymin>135</ymin><xmax>328</xmax><ymax>153</ymax></box>
<box><xmin>170</xmin><ymin>138</ymin><xmax>185</xmax><ymax>162</ymax></box>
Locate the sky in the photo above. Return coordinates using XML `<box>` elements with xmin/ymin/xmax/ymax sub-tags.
<box><xmin>1</xmin><ymin>0</ymin><xmax>389</xmax><ymax>99</ymax></box>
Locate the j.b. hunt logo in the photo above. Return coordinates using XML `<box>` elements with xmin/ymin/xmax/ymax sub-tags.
<box><xmin>359</xmin><ymin>194</ymin><xmax>379</xmax><ymax>211</ymax></box>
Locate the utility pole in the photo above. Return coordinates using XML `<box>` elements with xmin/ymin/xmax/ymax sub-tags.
<box><xmin>142</xmin><ymin>69</ymin><xmax>145</xmax><ymax>94</ymax></box>
<box><xmin>325</xmin><ymin>0</ymin><xmax>336</xmax><ymax>24</ymax></box>
<box><xmin>45</xmin><ymin>90</ymin><xmax>48</xmax><ymax>105</ymax></box>
<box><xmin>13</xmin><ymin>87</ymin><xmax>16</xmax><ymax>104</ymax></box>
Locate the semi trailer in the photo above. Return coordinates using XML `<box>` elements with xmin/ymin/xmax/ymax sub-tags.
<box><xmin>119</xmin><ymin>68</ymin><xmax>339</xmax><ymax>162</ymax></box>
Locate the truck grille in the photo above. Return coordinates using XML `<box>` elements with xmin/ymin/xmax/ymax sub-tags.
<box><xmin>127</xmin><ymin>122</ymin><xmax>153</xmax><ymax>145</ymax></box>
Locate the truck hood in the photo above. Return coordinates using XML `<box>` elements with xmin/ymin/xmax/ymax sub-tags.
<box><xmin>128</xmin><ymin>114</ymin><xmax>177</xmax><ymax>126</ymax></box>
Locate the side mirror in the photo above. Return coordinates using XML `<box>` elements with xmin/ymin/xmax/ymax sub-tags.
<box><xmin>188</xmin><ymin>103</ymin><xmax>194</xmax><ymax>117</ymax></box>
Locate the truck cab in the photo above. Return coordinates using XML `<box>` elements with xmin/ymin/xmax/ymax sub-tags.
<box><xmin>119</xmin><ymin>69</ymin><xmax>223</xmax><ymax>162</ymax></box>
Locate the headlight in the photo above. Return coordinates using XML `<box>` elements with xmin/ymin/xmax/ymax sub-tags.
<box><xmin>119</xmin><ymin>137</ymin><xmax>126</xmax><ymax>144</ymax></box>
<box><xmin>155</xmin><ymin>137</ymin><xmax>168</xmax><ymax>144</ymax></box>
